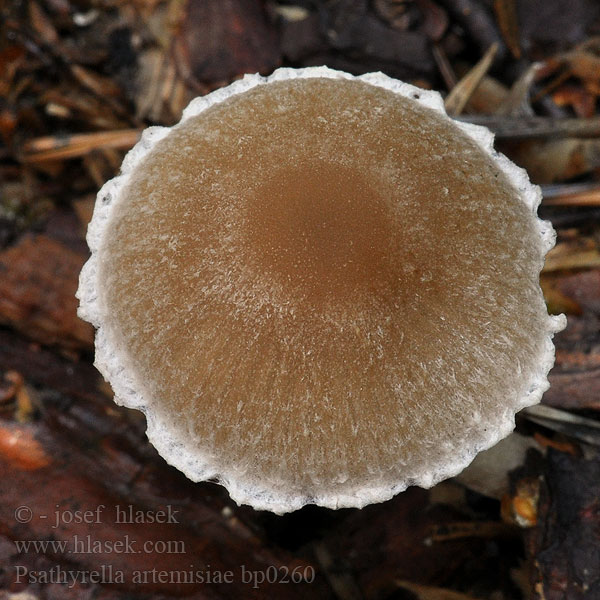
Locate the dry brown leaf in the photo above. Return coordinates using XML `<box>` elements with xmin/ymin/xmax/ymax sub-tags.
<box><xmin>493</xmin><ymin>0</ymin><xmax>521</xmax><ymax>59</ymax></box>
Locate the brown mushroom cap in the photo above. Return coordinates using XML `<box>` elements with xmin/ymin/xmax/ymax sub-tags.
<box><xmin>78</xmin><ymin>68</ymin><xmax>565</xmax><ymax>513</ymax></box>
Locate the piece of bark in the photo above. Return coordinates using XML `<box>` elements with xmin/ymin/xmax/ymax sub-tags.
<box><xmin>417</xmin><ymin>0</ymin><xmax>450</xmax><ymax>42</ymax></box>
<box><xmin>526</xmin><ymin>449</ymin><xmax>600</xmax><ymax>599</ymax></box>
<box><xmin>324</xmin><ymin>0</ymin><xmax>435</xmax><ymax>75</ymax></box>
<box><xmin>545</xmin><ymin>364</ymin><xmax>600</xmax><ymax>411</ymax></box>
<box><xmin>436</xmin><ymin>0</ymin><xmax>506</xmax><ymax>63</ymax></box>
<box><xmin>326</xmin><ymin>489</ymin><xmax>500</xmax><ymax>599</ymax></box>
<box><xmin>43</xmin><ymin>206</ymin><xmax>90</xmax><ymax>255</ymax></box>
<box><xmin>556</xmin><ymin>269</ymin><xmax>600</xmax><ymax>314</ymax></box>
<box><xmin>0</xmin><ymin>392</ymin><xmax>330</xmax><ymax>598</ymax></box>
<box><xmin>517</xmin><ymin>0</ymin><xmax>600</xmax><ymax>56</ymax></box>
<box><xmin>539</xmin><ymin>269</ymin><xmax>600</xmax><ymax>411</ymax></box>
<box><xmin>460</xmin><ymin>114</ymin><xmax>600</xmax><ymax>139</ymax></box>
<box><xmin>280</xmin><ymin>12</ymin><xmax>328</xmax><ymax>63</ymax></box>
<box><xmin>173</xmin><ymin>0</ymin><xmax>281</xmax><ymax>84</ymax></box>
<box><xmin>0</xmin><ymin>328</ymin><xmax>105</xmax><ymax>404</ymax></box>
<box><xmin>0</xmin><ymin>234</ymin><xmax>93</xmax><ymax>352</ymax></box>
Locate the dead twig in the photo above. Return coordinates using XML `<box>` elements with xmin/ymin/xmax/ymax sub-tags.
<box><xmin>21</xmin><ymin>129</ymin><xmax>142</xmax><ymax>163</ymax></box>
<box><xmin>457</xmin><ymin>114</ymin><xmax>600</xmax><ymax>139</ymax></box>
<box><xmin>542</xmin><ymin>183</ymin><xmax>600</xmax><ymax>206</ymax></box>
<box><xmin>432</xmin><ymin>43</ymin><xmax>458</xmax><ymax>90</ymax></box>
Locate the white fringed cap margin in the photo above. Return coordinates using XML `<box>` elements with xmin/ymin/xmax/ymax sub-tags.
<box><xmin>77</xmin><ymin>66</ymin><xmax>566</xmax><ymax>513</ymax></box>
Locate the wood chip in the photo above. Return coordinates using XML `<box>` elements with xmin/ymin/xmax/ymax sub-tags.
<box><xmin>0</xmin><ymin>234</ymin><xmax>94</xmax><ymax>351</ymax></box>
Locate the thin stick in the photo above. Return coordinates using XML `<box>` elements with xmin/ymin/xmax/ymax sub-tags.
<box><xmin>458</xmin><ymin>115</ymin><xmax>600</xmax><ymax>139</ymax></box>
<box><xmin>22</xmin><ymin>129</ymin><xmax>142</xmax><ymax>163</ymax></box>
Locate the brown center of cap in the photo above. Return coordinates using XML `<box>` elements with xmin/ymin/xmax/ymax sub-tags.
<box><xmin>241</xmin><ymin>160</ymin><xmax>396</xmax><ymax>304</ymax></box>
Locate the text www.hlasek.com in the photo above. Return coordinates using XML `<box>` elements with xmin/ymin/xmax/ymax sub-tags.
<box><xmin>14</xmin><ymin>535</ymin><xmax>185</xmax><ymax>555</ymax></box>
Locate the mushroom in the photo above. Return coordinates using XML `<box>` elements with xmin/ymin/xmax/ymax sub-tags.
<box><xmin>78</xmin><ymin>67</ymin><xmax>565</xmax><ymax>513</ymax></box>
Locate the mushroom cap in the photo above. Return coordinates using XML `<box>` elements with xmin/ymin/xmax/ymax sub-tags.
<box><xmin>78</xmin><ymin>67</ymin><xmax>565</xmax><ymax>513</ymax></box>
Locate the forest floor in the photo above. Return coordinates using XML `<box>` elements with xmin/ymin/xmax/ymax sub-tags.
<box><xmin>1</xmin><ymin>1</ymin><xmax>600</xmax><ymax>599</ymax></box>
